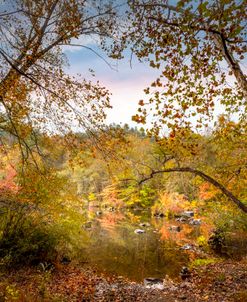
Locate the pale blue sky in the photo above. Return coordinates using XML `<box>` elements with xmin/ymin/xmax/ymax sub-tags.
<box><xmin>64</xmin><ymin>44</ymin><xmax>160</xmax><ymax>127</ymax></box>
<box><xmin>63</xmin><ymin>37</ymin><xmax>246</xmax><ymax>131</ymax></box>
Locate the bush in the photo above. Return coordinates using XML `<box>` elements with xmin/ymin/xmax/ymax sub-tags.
<box><xmin>152</xmin><ymin>191</ymin><xmax>190</xmax><ymax>217</ymax></box>
<box><xmin>190</xmin><ymin>258</ymin><xmax>219</xmax><ymax>268</ymax></box>
<box><xmin>0</xmin><ymin>198</ymin><xmax>90</xmax><ymax>266</ymax></box>
<box><xmin>0</xmin><ymin>210</ymin><xmax>59</xmax><ymax>265</ymax></box>
<box><xmin>205</xmin><ymin>204</ymin><xmax>247</xmax><ymax>258</ymax></box>
<box><xmin>209</xmin><ymin>203</ymin><xmax>247</xmax><ymax>233</ymax></box>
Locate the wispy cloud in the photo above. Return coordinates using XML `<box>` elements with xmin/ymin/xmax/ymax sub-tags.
<box><xmin>62</xmin><ymin>35</ymin><xmax>101</xmax><ymax>53</ymax></box>
<box><xmin>64</xmin><ymin>46</ymin><xmax>160</xmax><ymax>127</ymax></box>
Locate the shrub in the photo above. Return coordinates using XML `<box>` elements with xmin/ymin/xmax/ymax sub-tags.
<box><xmin>0</xmin><ymin>167</ymin><xmax>87</xmax><ymax>267</ymax></box>
<box><xmin>190</xmin><ymin>258</ymin><xmax>219</xmax><ymax>268</ymax></box>
<box><xmin>0</xmin><ymin>209</ymin><xmax>59</xmax><ymax>265</ymax></box>
<box><xmin>152</xmin><ymin>191</ymin><xmax>190</xmax><ymax>217</ymax></box>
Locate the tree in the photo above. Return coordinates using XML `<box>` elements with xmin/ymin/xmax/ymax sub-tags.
<box><xmin>119</xmin><ymin>0</ymin><xmax>247</xmax><ymax>212</ymax></box>
<box><xmin>0</xmin><ymin>0</ymin><xmax>119</xmax><ymax>164</ymax></box>
<box><xmin>125</xmin><ymin>0</ymin><xmax>246</xmax><ymax>132</ymax></box>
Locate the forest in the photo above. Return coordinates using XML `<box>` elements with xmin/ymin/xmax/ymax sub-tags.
<box><xmin>0</xmin><ymin>0</ymin><xmax>246</xmax><ymax>301</ymax></box>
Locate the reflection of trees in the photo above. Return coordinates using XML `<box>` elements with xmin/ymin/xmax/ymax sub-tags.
<box><xmin>84</xmin><ymin>214</ymin><xmax>188</xmax><ymax>280</ymax></box>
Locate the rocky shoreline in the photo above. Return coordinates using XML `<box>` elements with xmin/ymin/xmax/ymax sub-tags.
<box><xmin>0</xmin><ymin>259</ymin><xmax>246</xmax><ymax>301</ymax></box>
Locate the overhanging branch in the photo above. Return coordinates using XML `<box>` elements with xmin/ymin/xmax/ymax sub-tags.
<box><xmin>139</xmin><ymin>167</ymin><xmax>247</xmax><ymax>213</ymax></box>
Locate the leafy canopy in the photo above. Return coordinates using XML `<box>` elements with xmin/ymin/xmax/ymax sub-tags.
<box><xmin>0</xmin><ymin>0</ymin><xmax>119</xmax><ymax>163</ymax></box>
<box><xmin>123</xmin><ymin>0</ymin><xmax>247</xmax><ymax>136</ymax></box>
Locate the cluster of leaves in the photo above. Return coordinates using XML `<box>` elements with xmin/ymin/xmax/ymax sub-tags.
<box><xmin>0</xmin><ymin>0</ymin><xmax>121</xmax><ymax>168</ymax></box>
<box><xmin>0</xmin><ymin>137</ymin><xmax>88</xmax><ymax>266</ymax></box>
<box><xmin>68</xmin><ymin>120</ymin><xmax>246</xmax><ymax>214</ymax></box>
<box><xmin>122</xmin><ymin>0</ymin><xmax>247</xmax><ymax>136</ymax></box>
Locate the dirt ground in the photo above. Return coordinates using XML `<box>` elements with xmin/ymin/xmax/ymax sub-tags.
<box><xmin>0</xmin><ymin>259</ymin><xmax>246</xmax><ymax>301</ymax></box>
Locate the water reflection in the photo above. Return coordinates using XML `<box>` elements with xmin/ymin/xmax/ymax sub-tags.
<box><xmin>81</xmin><ymin>210</ymin><xmax>190</xmax><ymax>281</ymax></box>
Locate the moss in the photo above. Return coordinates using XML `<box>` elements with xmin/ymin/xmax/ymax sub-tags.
<box><xmin>189</xmin><ymin>257</ymin><xmax>219</xmax><ymax>268</ymax></box>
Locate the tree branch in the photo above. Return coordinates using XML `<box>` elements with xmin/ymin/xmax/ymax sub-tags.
<box><xmin>139</xmin><ymin>1</ymin><xmax>247</xmax><ymax>99</ymax></box>
<box><xmin>139</xmin><ymin>167</ymin><xmax>247</xmax><ymax>213</ymax></box>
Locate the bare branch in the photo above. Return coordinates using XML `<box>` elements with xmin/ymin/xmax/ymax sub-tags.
<box><xmin>60</xmin><ymin>43</ymin><xmax>117</xmax><ymax>71</ymax></box>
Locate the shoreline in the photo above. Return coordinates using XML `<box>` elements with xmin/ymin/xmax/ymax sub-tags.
<box><xmin>0</xmin><ymin>259</ymin><xmax>246</xmax><ymax>301</ymax></box>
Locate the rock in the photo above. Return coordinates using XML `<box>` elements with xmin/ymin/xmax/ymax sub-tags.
<box><xmin>180</xmin><ymin>267</ymin><xmax>191</xmax><ymax>280</ymax></box>
<box><xmin>180</xmin><ymin>244</ymin><xmax>194</xmax><ymax>250</ymax></box>
<box><xmin>182</xmin><ymin>211</ymin><xmax>194</xmax><ymax>218</ymax></box>
<box><xmin>139</xmin><ymin>222</ymin><xmax>150</xmax><ymax>227</ymax></box>
<box><xmin>144</xmin><ymin>278</ymin><xmax>164</xmax><ymax>290</ymax></box>
<box><xmin>134</xmin><ymin>229</ymin><xmax>145</xmax><ymax>234</ymax></box>
<box><xmin>189</xmin><ymin>218</ymin><xmax>201</xmax><ymax>225</ymax></box>
<box><xmin>153</xmin><ymin>212</ymin><xmax>165</xmax><ymax>218</ymax></box>
<box><xmin>96</xmin><ymin>211</ymin><xmax>102</xmax><ymax>216</ymax></box>
<box><xmin>169</xmin><ymin>225</ymin><xmax>181</xmax><ymax>232</ymax></box>
<box><xmin>176</xmin><ymin>217</ymin><xmax>187</xmax><ymax>223</ymax></box>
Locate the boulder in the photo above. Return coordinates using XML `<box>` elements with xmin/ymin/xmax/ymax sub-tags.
<box><xmin>180</xmin><ymin>267</ymin><xmax>191</xmax><ymax>280</ymax></box>
<box><xmin>96</xmin><ymin>211</ymin><xmax>102</xmax><ymax>216</ymax></box>
<box><xmin>153</xmin><ymin>212</ymin><xmax>165</xmax><ymax>218</ymax></box>
<box><xmin>139</xmin><ymin>222</ymin><xmax>150</xmax><ymax>227</ymax></box>
<box><xmin>176</xmin><ymin>217</ymin><xmax>187</xmax><ymax>223</ymax></box>
<box><xmin>144</xmin><ymin>278</ymin><xmax>164</xmax><ymax>290</ymax></box>
<box><xmin>182</xmin><ymin>211</ymin><xmax>194</xmax><ymax>217</ymax></box>
<box><xmin>180</xmin><ymin>244</ymin><xmax>194</xmax><ymax>250</ymax></box>
<box><xmin>189</xmin><ymin>218</ymin><xmax>201</xmax><ymax>225</ymax></box>
<box><xmin>134</xmin><ymin>229</ymin><xmax>145</xmax><ymax>234</ymax></box>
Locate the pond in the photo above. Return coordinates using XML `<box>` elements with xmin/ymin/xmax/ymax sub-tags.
<box><xmin>80</xmin><ymin>208</ymin><xmax>205</xmax><ymax>282</ymax></box>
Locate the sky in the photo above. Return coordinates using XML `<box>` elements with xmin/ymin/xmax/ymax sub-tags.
<box><xmin>64</xmin><ymin>44</ymin><xmax>225</xmax><ymax>133</ymax></box>
<box><xmin>64</xmin><ymin>42</ymin><xmax>247</xmax><ymax>133</ymax></box>
<box><xmin>64</xmin><ymin>44</ymin><xmax>160</xmax><ymax>128</ymax></box>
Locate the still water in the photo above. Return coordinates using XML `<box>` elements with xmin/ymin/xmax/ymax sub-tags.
<box><xmin>80</xmin><ymin>209</ymin><xmax>199</xmax><ymax>281</ymax></box>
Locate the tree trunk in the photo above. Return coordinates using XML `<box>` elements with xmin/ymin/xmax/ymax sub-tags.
<box><xmin>212</xmin><ymin>34</ymin><xmax>247</xmax><ymax>100</ymax></box>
